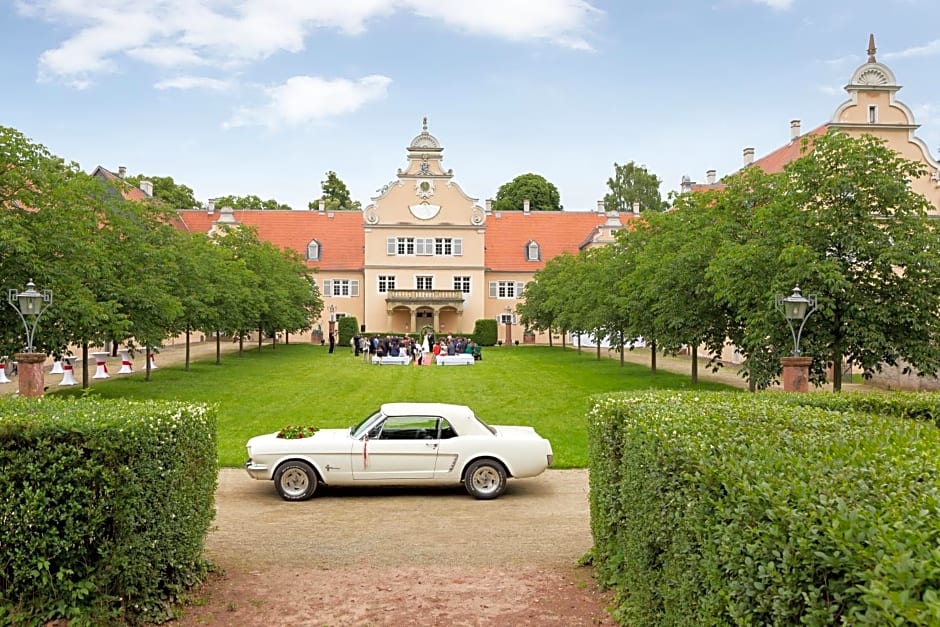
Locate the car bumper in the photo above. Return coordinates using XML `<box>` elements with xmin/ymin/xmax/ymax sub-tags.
<box><xmin>245</xmin><ymin>459</ymin><xmax>270</xmax><ymax>480</ymax></box>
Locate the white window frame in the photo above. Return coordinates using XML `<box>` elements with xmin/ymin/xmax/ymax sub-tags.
<box><xmin>498</xmin><ymin>313</ymin><xmax>515</xmax><ymax>325</ymax></box>
<box><xmin>324</xmin><ymin>279</ymin><xmax>360</xmax><ymax>297</ymax></box>
<box><xmin>378</xmin><ymin>275</ymin><xmax>396</xmax><ymax>293</ymax></box>
<box><xmin>415</xmin><ymin>275</ymin><xmax>434</xmax><ymax>290</ymax></box>
<box><xmin>489</xmin><ymin>281</ymin><xmax>525</xmax><ymax>299</ymax></box>
<box><xmin>306</xmin><ymin>239</ymin><xmax>321</xmax><ymax>261</ymax></box>
<box><xmin>526</xmin><ymin>241</ymin><xmax>540</xmax><ymax>261</ymax></box>
<box><xmin>868</xmin><ymin>105</ymin><xmax>878</xmax><ymax>124</ymax></box>
<box><xmin>416</xmin><ymin>237</ymin><xmax>434</xmax><ymax>256</ymax></box>
<box><xmin>453</xmin><ymin>276</ymin><xmax>471</xmax><ymax>293</ymax></box>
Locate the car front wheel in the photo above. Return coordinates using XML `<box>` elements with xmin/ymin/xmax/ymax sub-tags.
<box><xmin>274</xmin><ymin>460</ymin><xmax>318</xmax><ymax>501</ymax></box>
<box><xmin>464</xmin><ymin>459</ymin><xmax>507</xmax><ymax>499</ymax></box>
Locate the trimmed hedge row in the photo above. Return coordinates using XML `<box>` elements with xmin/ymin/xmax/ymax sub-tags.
<box><xmin>0</xmin><ymin>397</ymin><xmax>217</xmax><ymax>625</ymax></box>
<box><xmin>588</xmin><ymin>391</ymin><xmax>940</xmax><ymax>626</ymax></box>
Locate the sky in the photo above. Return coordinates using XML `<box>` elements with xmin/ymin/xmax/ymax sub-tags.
<box><xmin>2</xmin><ymin>0</ymin><xmax>939</xmax><ymax>212</ymax></box>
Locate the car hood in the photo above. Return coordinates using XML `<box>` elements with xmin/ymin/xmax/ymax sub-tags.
<box><xmin>247</xmin><ymin>428</ymin><xmax>351</xmax><ymax>452</ymax></box>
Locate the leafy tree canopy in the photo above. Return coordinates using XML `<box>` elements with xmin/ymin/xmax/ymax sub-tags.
<box><xmin>493</xmin><ymin>173</ymin><xmax>562</xmax><ymax>212</ymax></box>
<box><xmin>308</xmin><ymin>171</ymin><xmax>361</xmax><ymax>211</ymax></box>
<box><xmin>125</xmin><ymin>174</ymin><xmax>199</xmax><ymax>210</ymax></box>
<box><xmin>215</xmin><ymin>194</ymin><xmax>292</xmax><ymax>211</ymax></box>
<box><xmin>603</xmin><ymin>161</ymin><xmax>668</xmax><ymax>213</ymax></box>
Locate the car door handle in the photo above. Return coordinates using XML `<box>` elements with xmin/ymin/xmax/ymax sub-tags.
<box><xmin>425</xmin><ymin>442</ymin><xmax>438</xmax><ymax>448</ymax></box>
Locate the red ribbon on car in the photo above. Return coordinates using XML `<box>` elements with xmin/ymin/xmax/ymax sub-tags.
<box><xmin>363</xmin><ymin>433</ymin><xmax>369</xmax><ymax>468</ymax></box>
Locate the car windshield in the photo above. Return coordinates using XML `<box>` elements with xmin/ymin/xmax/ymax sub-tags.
<box><xmin>350</xmin><ymin>409</ymin><xmax>383</xmax><ymax>439</ymax></box>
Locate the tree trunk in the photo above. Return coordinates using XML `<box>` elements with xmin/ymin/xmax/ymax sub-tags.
<box><xmin>145</xmin><ymin>346</ymin><xmax>152</xmax><ymax>382</ymax></box>
<box><xmin>650</xmin><ymin>340</ymin><xmax>657</xmax><ymax>374</ymax></box>
<box><xmin>258</xmin><ymin>327</ymin><xmax>263</xmax><ymax>351</ymax></box>
<box><xmin>620</xmin><ymin>330</ymin><xmax>625</xmax><ymax>367</ymax></box>
<box><xmin>596</xmin><ymin>340</ymin><xmax>601</xmax><ymax>361</ymax></box>
<box><xmin>562</xmin><ymin>330</ymin><xmax>566</xmax><ymax>349</ymax></box>
<box><xmin>239</xmin><ymin>333</ymin><xmax>244</xmax><ymax>356</ymax></box>
<box><xmin>82</xmin><ymin>342</ymin><xmax>89</xmax><ymax>388</ymax></box>
<box><xmin>691</xmin><ymin>344</ymin><xmax>698</xmax><ymax>385</ymax></box>
<box><xmin>216</xmin><ymin>331</ymin><xmax>222</xmax><ymax>365</ymax></box>
<box><xmin>185</xmin><ymin>328</ymin><xmax>191</xmax><ymax>371</ymax></box>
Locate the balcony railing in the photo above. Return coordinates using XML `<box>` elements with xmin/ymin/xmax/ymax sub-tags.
<box><xmin>386</xmin><ymin>289</ymin><xmax>464</xmax><ymax>303</ymax></box>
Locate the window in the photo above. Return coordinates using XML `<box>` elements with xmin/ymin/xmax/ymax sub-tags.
<box><xmin>387</xmin><ymin>236</ymin><xmax>462</xmax><ymax>256</ymax></box>
<box><xmin>378</xmin><ymin>275</ymin><xmax>396</xmax><ymax>293</ymax></box>
<box><xmin>416</xmin><ymin>276</ymin><xmax>434</xmax><ymax>290</ymax></box>
<box><xmin>868</xmin><ymin>105</ymin><xmax>878</xmax><ymax>124</ymax></box>
<box><xmin>453</xmin><ymin>276</ymin><xmax>471</xmax><ymax>293</ymax></box>
<box><xmin>498</xmin><ymin>313</ymin><xmax>515</xmax><ymax>325</ymax></box>
<box><xmin>324</xmin><ymin>279</ymin><xmax>360</xmax><ymax>297</ymax></box>
<box><xmin>489</xmin><ymin>281</ymin><xmax>525</xmax><ymax>299</ymax></box>
<box><xmin>371</xmin><ymin>416</ymin><xmax>440</xmax><ymax>440</ymax></box>
<box><xmin>526</xmin><ymin>241</ymin><xmax>540</xmax><ymax>261</ymax></box>
<box><xmin>306</xmin><ymin>239</ymin><xmax>321</xmax><ymax>261</ymax></box>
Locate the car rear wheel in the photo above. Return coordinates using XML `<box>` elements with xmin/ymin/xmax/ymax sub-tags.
<box><xmin>464</xmin><ymin>459</ymin><xmax>507</xmax><ymax>499</ymax></box>
<box><xmin>274</xmin><ymin>460</ymin><xmax>318</xmax><ymax>501</ymax></box>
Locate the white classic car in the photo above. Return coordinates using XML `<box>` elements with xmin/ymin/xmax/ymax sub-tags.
<box><xmin>245</xmin><ymin>402</ymin><xmax>554</xmax><ymax>501</ymax></box>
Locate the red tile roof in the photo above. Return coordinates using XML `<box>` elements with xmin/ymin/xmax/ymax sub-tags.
<box><xmin>91</xmin><ymin>166</ymin><xmax>150</xmax><ymax>201</ymax></box>
<box><xmin>748</xmin><ymin>124</ymin><xmax>829</xmax><ymax>174</ymax></box>
<box><xmin>484</xmin><ymin>211</ymin><xmax>637</xmax><ymax>272</ymax></box>
<box><xmin>176</xmin><ymin>210</ymin><xmax>365</xmax><ymax>271</ymax></box>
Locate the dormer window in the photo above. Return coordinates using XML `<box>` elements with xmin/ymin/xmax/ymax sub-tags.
<box><xmin>306</xmin><ymin>239</ymin><xmax>321</xmax><ymax>261</ymax></box>
<box><xmin>526</xmin><ymin>241</ymin><xmax>541</xmax><ymax>261</ymax></box>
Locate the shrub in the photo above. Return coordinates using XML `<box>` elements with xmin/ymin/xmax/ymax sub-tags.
<box><xmin>589</xmin><ymin>391</ymin><xmax>940</xmax><ymax>626</ymax></box>
<box><xmin>337</xmin><ymin>316</ymin><xmax>359</xmax><ymax>348</ymax></box>
<box><xmin>0</xmin><ymin>397</ymin><xmax>217</xmax><ymax>625</ymax></box>
<box><xmin>472</xmin><ymin>319</ymin><xmax>498</xmax><ymax>346</ymax></box>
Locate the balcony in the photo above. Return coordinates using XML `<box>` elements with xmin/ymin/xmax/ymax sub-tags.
<box><xmin>385</xmin><ymin>289</ymin><xmax>465</xmax><ymax>309</ymax></box>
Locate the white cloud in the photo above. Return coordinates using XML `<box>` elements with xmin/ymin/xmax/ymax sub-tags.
<box><xmin>751</xmin><ymin>0</ymin><xmax>794</xmax><ymax>8</ymax></box>
<box><xmin>16</xmin><ymin>0</ymin><xmax>601</xmax><ymax>84</ymax></box>
<box><xmin>225</xmin><ymin>74</ymin><xmax>392</xmax><ymax>129</ymax></box>
<box><xmin>885</xmin><ymin>39</ymin><xmax>940</xmax><ymax>60</ymax></box>
<box><xmin>155</xmin><ymin>75</ymin><xmax>233</xmax><ymax>91</ymax></box>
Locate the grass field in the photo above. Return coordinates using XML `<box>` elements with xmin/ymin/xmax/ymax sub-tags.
<box><xmin>56</xmin><ymin>343</ymin><xmax>734</xmax><ymax>467</ymax></box>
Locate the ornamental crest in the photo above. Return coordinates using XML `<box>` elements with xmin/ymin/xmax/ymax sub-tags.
<box><xmin>415</xmin><ymin>179</ymin><xmax>435</xmax><ymax>199</ymax></box>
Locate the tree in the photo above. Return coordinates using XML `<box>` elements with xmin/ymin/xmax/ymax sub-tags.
<box><xmin>125</xmin><ymin>174</ymin><xmax>199</xmax><ymax>210</ymax></box>
<box><xmin>308</xmin><ymin>171</ymin><xmax>361</xmax><ymax>211</ymax></box>
<box><xmin>214</xmin><ymin>194</ymin><xmax>292</xmax><ymax>211</ymax></box>
<box><xmin>603</xmin><ymin>161</ymin><xmax>668</xmax><ymax>213</ymax></box>
<box><xmin>711</xmin><ymin>131</ymin><xmax>940</xmax><ymax>391</ymax></box>
<box><xmin>492</xmin><ymin>173</ymin><xmax>562</xmax><ymax>211</ymax></box>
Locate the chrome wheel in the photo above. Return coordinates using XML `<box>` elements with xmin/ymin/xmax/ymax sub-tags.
<box><xmin>465</xmin><ymin>459</ymin><xmax>507</xmax><ymax>499</ymax></box>
<box><xmin>274</xmin><ymin>461</ymin><xmax>318</xmax><ymax>501</ymax></box>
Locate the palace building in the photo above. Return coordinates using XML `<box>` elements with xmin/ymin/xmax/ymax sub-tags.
<box><xmin>171</xmin><ymin>119</ymin><xmax>637</xmax><ymax>342</ymax></box>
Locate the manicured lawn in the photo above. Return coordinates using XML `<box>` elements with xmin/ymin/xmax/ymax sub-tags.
<box><xmin>56</xmin><ymin>344</ymin><xmax>734</xmax><ymax>467</ymax></box>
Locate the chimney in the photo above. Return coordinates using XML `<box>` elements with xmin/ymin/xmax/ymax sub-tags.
<box><xmin>706</xmin><ymin>169</ymin><xmax>716</xmax><ymax>185</ymax></box>
<box><xmin>485</xmin><ymin>198</ymin><xmax>493</xmax><ymax>212</ymax></box>
<box><xmin>632</xmin><ymin>202</ymin><xmax>640</xmax><ymax>216</ymax></box>
<box><xmin>790</xmin><ymin>119</ymin><xmax>801</xmax><ymax>141</ymax></box>
<box><xmin>680</xmin><ymin>175</ymin><xmax>693</xmax><ymax>194</ymax></box>
<box><xmin>207</xmin><ymin>198</ymin><xmax>217</xmax><ymax>214</ymax></box>
<box><xmin>140</xmin><ymin>180</ymin><xmax>153</xmax><ymax>198</ymax></box>
<box><xmin>118</xmin><ymin>166</ymin><xmax>126</xmax><ymax>179</ymax></box>
<box><xmin>523</xmin><ymin>198</ymin><xmax>530</xmax><ymax>214</ymax></box>
<box><xmin>318</xmin><ymin>199</ymin><xmax>326</xmax><ymax>213</ymax></box>
<box><xmin>596</xmin><ymin>200</ymin><xmax>605</xmax><ymax>213</ymax></box>
<box><xmin>743</xmin><ymin>147</ymin><xmax>755</xmax><ymax>166</ymax></box>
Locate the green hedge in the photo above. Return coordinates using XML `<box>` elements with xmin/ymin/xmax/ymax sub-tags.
<box><xmin>472</xmin><ymin>319</ymin><xmax>498</xmax><ymax>346</ymax></box>
<box><xmin>589</xmin><ymin>391</ymin><xmax>940</xmax><ymax>626</ymax></box>
<box><xmin>778</xmin><ymin>391</ymin><xmax>940</xmax><ymax>428</ymax></box>
<box><xmin>0</xmin><ymin>397</ymin><xmax>217</xmax><ymax>625</ymax></box>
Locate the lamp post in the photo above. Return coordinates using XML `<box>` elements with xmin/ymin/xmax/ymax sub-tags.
<box><xmin>504</xmin><ymin>306</ymin><xmax>513</xmax><ymax>346</ymax></box>
<box><xmin>7</xmin><ymin>279</ymin><xmax>52</xmax><ymax>398</ymax></box>
<box><xmin>328</xmin><ymin>304</ymin><xmax>336</xmax><ymax>337</ymax></box>
<box><xmin>775</xmin><ymin>285</ymin><xmax>817</xmax><ymax>392</ymax></box>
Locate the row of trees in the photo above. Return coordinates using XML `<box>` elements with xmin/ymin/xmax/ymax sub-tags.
<box><xmin>519</xmin><ymin>132</ymin><xmax>940</xmax><ymax>391</ymax></box>
<box><xmin>0</xmin><ymin>126</ymin><xmax>321</xmax><ymax>383</ymax></box>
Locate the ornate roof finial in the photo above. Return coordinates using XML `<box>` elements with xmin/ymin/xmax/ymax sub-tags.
<box><xmin>867</xmin><ymin>33</ymin><xmax>877</xmax><ymax>63</ymax></box>
<box><xmin>422</xmin><ymin>116</ymin><xmax>428</xmax><ymax>132</ymax></box>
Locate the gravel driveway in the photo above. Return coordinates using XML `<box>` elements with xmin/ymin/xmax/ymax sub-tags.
<box><xmin>173</xmin><ymin>468</ymin><xmax>616</xmax><ymax>626</ymax></box>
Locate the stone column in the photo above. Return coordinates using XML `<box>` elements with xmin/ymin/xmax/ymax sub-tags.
<box><xmin>781</xmin><ymin>356</ymin><xmax>813</xmax><ymax>392</ymax></box>
<box><xmin>15</xmin><ymin>352</ymin><xmax>46</xmax><ymax>398</ymax></box>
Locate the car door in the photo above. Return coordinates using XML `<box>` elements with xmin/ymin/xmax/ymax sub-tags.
<box><xmin>352</xmin><ymin>415</ymin><xmax>440</xmax><ymax>480</ymax></box>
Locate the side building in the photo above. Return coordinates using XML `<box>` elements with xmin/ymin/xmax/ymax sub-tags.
<box><xmin>175</xmin><ymin>120</ymin><xmax>638</xmax><ymax>343</ymax></box>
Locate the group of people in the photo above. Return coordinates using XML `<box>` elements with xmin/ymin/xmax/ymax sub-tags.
<box><xmin>335</xmin><ymin>331</ymin><xmax>482</xmax><ymax>365</ymax></box>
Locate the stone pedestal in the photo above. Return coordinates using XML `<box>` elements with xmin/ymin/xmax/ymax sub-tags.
<box><xmin>311</xmin><ymin>330</ymin><xmax>324</xmax><ymax>345</ymax></box>
<box><xmin>14</xmin><ymin>352</ymin><xmax>47</xmax><ymax>398</ymax></box>
<box><xmin>781</xmin><ymin>356</ymin><xmax>813</xmax><ymax>392</ymax></box>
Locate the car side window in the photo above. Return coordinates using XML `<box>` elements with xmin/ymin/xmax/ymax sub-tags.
<box><xmin>439</xmin><ymin>419</ymin><xmax>457</xmax><ymax>439</ymax></box>
<box><xmin>374</xmin><ymin>416</ymin><xmax>439</xmax><ymax>440</ymax></box>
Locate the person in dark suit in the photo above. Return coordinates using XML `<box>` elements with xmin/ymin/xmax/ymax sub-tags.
<box><xmin>328</xmin><ymin>331</ymin><xmax>335</xmax><ymax>354</ymax></box>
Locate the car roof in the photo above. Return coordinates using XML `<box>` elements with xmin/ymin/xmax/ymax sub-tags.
<box><xmin>379</xmin><ymin>402</ymin><xmax>492</xmax><ymax>435</ymax></box>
